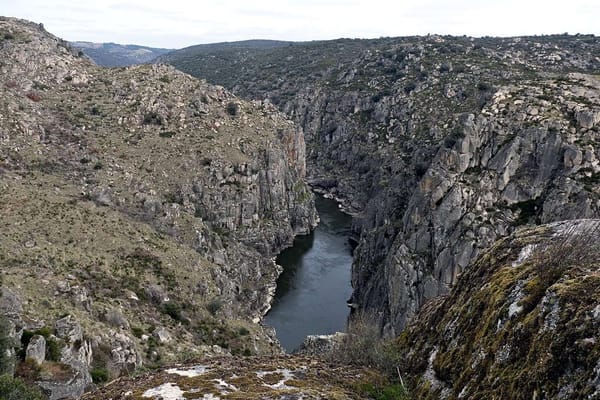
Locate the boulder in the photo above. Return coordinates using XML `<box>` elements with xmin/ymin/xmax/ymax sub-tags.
<box><xmin>25</xmin><ymin>334</ymin><xmax>46</xmax><ymax>365</ymax></box>
<box><xmin>152</xmin><ymin>327</ymin><xmax>172</xmax><ymax>344</ymax></box>
<box><xmin>294</xmin><ymin>332</ymin><xmax>345</xmax><ymax>356</ymax></box>
<box><xmin>575</xmin><ymin>110</ymin><xmax>600</xmax><ymax>129</ymax></box>
<box><xmin>55</xmin><ymin>315</ymin><xmax>83</xmax><ymax>344</ymax></box>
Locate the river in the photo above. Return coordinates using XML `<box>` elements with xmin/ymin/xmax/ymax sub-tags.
<box><xmin>264</xmin><ymin>195</ymin><xmax>354</xmax><ymax>352</ymax></box>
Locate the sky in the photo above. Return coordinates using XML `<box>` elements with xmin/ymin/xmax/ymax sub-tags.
<box><xmin>1</xmin><ymin>0</ymin><xmax>599</xmax><ymax>49</ymax></box>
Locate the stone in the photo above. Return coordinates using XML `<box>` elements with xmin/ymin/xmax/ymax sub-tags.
<box><xmin>152</xmin><ymin>327</ymin><xmax>172</xmax><ymax>344</ymax></box>
<box><xmin>294</xmin><ymin>332</ymin><xmax>346</xmax><ymax>356</ymax></box>
<box><xmin>0</xmin><ymin>288</ymin><xmax>22</xmax><ymax>317</ymax></box>
<box><xmin>25</xmin><ymin>334</ymin><xmax>46</xmax><ymax>365</ymax></box>
<box><xmin>575</xmin><ymin>110</ymin><xmax>600</xmax><ymax>129</ymax></box>
<box><xmin>104</xmin><ymin>309</ymin><xmax>129</xmax><ymax>329</ymax></box>
<box><xmin>563</xmin><ymin>145</ymin><xmax>583</xmax><ymax>168</ymax></box>
<box><xmin>55</xmin><ymin>315</ymin><xmax>83</xmax><ymax>343</ymax></box>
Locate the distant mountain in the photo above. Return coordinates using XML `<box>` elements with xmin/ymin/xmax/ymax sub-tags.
<box><xmin>160</xmin><ymin>39</ymin><xmax>292</xmax><ymax>57</ymax></box>
<box><xmin>70</xmin><ymin>41</ymin><xmax>173</xmax><ymax>67</ymax></box>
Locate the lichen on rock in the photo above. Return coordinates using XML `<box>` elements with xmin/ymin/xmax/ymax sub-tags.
<box><xmin>396</xmin><ymin>220</ymin><xmax>600</xmax><ymax>399</ymax></box>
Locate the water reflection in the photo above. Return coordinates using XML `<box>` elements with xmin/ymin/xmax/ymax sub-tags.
<box><xmin>264</xmin><ymin>195</ymin><xmax>353</xmax><ymax>352</ymax></box>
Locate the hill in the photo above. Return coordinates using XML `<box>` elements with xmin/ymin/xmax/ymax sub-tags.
<box><xmin>71</xmin><ymin>41</ymin><xmax>172</xmax><ymax>67</ymax></box>
<box><xmin>0</xmin><ymin>16</ymin><xmax>315</xmax><ymax>398</ymax></box>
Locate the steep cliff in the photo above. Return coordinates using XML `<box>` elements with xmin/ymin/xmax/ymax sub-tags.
<box><xmin>397</xmin><ymin>219</ymin><xmax>600</xmax><ymax>399</ymax></box>
<box><xmin>164</xmin><ymin>34</ymin><xmax>600</xmax><ymax>335</ymax></box>
<box><xmin>0</xmin><ymin>17</ymin><xmax>316</xmax><ymax>397</ymax></box>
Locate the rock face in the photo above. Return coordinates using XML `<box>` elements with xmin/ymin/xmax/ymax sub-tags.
<box><xmin>397</xmin><ymin>219</ymin><xmax>600</xmax><ymax>399</ymax></box>
<box><xmin>0</xmin><ymin>16</ymin><xmax>316</xmax><ymax>394</ymax></box>
<box><xmin>165</xmin><ymin>34</ymin><xmax>600</xmax><ymax>335</ymax></box>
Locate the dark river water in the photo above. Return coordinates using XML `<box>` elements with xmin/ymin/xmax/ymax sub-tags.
<box><xmin>264</xmin><ymin>195</ymin><xmax>354</xmax><ymax>352</ymax></box>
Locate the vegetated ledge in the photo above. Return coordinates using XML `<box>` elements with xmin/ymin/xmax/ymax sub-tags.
<box><xmin>82</xmin><ymin>355</ymin><xmax>390</xmax><ymax>400</ymax></box>
<box><xmin>396</xmin><ymin>219</ymin><xmax>600</xmax><ymax>400</ymax></box>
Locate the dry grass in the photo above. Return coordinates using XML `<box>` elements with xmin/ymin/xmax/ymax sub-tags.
<box><xmin>326</xmin><ymin>312</ymin><xmax>402</xmax><ymax>378</ymax></box>
<box><xmin>531</xmin><ymin>221</ymin><xmax>600</xmax><ymax>286</ymax></box>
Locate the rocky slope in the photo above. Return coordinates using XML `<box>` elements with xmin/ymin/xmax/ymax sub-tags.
<box><xmin>0</xmin><ymin>17</ymin><xmax>316</xmax><ymax>398</ymax></box>
<box><xmin>71</xmin><ymin>42</ymin><xmax>172</xmax><ymax>67</ymax></box>
<box><xmin>164</xmin><ymin>34</ymin><xmax>600</xmax><ymax>335</ymax></box>
<box><xmin>397</xmin><ymin>219</ymin><xmax>600</xmax><ymax>399</ymax></box>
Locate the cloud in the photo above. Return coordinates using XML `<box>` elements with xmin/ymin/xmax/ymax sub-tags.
<box><xmin>1</xmin><ymin>0</ymin><xmax>598</xmax><ymax>48</ymax></box>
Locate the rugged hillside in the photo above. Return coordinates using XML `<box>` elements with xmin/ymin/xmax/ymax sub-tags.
<box><xmin>71</xmin><ymin>42</ymin><xmax>172</xmax><ymax>67</ymax></box>
<box><xmin>397</xmin><ymin>219</ymin><xmax>600</xmax><ymax>399</ymax></box>
<box><xmin>164</xmin><ymin>34</ymin><xmax>600</xmax><ymax>335</ymax></box>
<box><xmin>0</xmin><ymin>17</ymin><xmax>316</xmax><ymax>398</ymax></box>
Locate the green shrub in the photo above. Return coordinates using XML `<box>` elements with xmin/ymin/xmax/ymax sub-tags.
<box><xmin>90</xmin><ymin>367</ymin><xmax>109</xmax><ymax>383</ymax></box>
<box><xmin>359</xmin><ymin>382</ymin><xmax>411</xmax><ymax>400</ymax></box>
<box><xmin>35</xmin><ymin>327</ymin><xmax>51</xmax><ymax>338</ymax></box>
<box><xmin>45</xmin><ymin>337</ymin><xmax>62</xmax><ymax>362</ymax></box>
<box><xmin>226</xmin><ymin>102</ymin><xmax>241</xmax><ymax>116</ymax></box>
<box><xmin>131</xmin><ymin>326</ymin><xmax>144</xmax><ymax>338</ymax></box>
<box><xmin>143</xmin><ymin>112</ymin><xmax>163</xmax><ymax>125</ymax></box>
<box><xmin>237</xmin><ymin>327</ymin><xmax>250</xmax><ymax>336</ymax></box>
<box><xmin>0</xmin><ymin>375</ymin><xmax>45</xmax><ymax>400</ymax></box>
<box><xmin>205</xmin><ymin>298</ymin><xmax>222</xmax><ymax>316</ymax></box>
<box><xmin>19</xmin><ymin>331</ymin><xmax>35</xmax><ymax>353</ymax></box>
<box><xmin>163</xmin><ymin>302</ymin><xmax>183</xmax><ymax>321</ymax></box>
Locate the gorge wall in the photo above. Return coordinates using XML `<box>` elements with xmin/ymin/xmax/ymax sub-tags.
<box><xmin>164</xmin><ymin>34</ymin><xmax>600</xmax><ymax>335</ymax></box>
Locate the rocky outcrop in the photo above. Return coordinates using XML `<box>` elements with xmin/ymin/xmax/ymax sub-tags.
<box><xmin>0</xmin><ymin>16</ymin><xmax>315</xmax><ymax>395</ymax></box>
<box><xmin>25</xmin><ymin>335</ymin><xmax>46</xmax><ymax>365</ymax></box>
<box><xmin>165</xmin><ymin>34</ymin><xmax>600</xmax><ymax>335</ymax></box>
<box><xmin>396</xmin><ymin>219</ymin><xmax>600</xmax><ymax>399</ymax></box>
<box><xmin>294</xmin><ymin>332</ymin><xmax>346</xmax><ymax>356</ymax></box>
<box><xmin>353</xmin><ymin>75</ymin><xmax>600</xmax><ymax>335</ymax></box>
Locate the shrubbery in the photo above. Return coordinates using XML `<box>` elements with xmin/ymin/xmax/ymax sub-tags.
<box><xmin>327</xmin><ymin>313</ymin><xmax>400</xmax><ymax>375</ymax></box>
<box><xmin>325</xmin><ymin>312</ymin><xmax>411</xmax><ymax>398</ymax></box>
<box><xmin>0</xmin><ymin>375</ymin><xmax>45</xmax><ymax>400</ymax></box>
<box><xmin>90</xmin><ymin>367</ymin><xmax>109</xmax><ymax>383</ymax></box>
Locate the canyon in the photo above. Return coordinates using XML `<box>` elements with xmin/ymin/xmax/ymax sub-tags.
<box><xmin>163</xmin><ymin>34</ymin><xmax>600</xmax><ymax>336</ymax></box>
<box><xmin>1</xmin><ymin>16</ymin><xmax>599</xmax><ymax>400</ymax></box>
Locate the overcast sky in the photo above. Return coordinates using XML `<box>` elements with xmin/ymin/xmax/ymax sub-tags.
<box><xmin>2</xmin><ymin>0</ymin><xmax>599</xmax><ymax>49</ymax></box>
